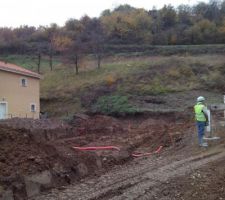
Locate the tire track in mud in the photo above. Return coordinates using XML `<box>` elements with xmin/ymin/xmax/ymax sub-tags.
<box><xmin>108</xmin><ymin>150</ymin><xmax>224</xmax><ymax>200</ymax></box>
<box><xmin>32</xmin><ymin>146</ymin><xmax>225</xmax><ymax>200</ymax></box>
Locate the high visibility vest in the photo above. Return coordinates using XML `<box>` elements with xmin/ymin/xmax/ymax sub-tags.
<box><xmin>194</xmin><ymin>103</ymin><xmax>206</xmax><ymax>122</ymax></box>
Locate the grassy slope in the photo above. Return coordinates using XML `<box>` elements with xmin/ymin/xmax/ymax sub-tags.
<box><xmin>1</xmin><ymin>53</ymin><xmax>225</xmax><ymax>117</ymax></box>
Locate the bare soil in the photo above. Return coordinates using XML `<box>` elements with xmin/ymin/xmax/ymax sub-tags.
<box><xmin>31</xmin><ymin>125</ymin><xmax>225</xmax><ymax>200</ymax></box>
<box><xmin>1</xmin><ymin>111</ymin><xmax>225</xmax><ymax>200</ymax></box>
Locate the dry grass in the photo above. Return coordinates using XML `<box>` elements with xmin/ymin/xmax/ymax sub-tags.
<box><xmin>41</xmin><ymin>54</ymin><xmax>225</xmax><ymax>98</ymax></box>
<box><xmin>3</xmin><ymin>53</ymin><xmax>225</xmax><ymax>116</ymax></box>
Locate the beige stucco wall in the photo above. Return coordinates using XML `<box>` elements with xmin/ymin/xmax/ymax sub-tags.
<box><xmin>0</xmin><ymin>70</ymin><xmax>40</xmax><ymax>119</ymax></box>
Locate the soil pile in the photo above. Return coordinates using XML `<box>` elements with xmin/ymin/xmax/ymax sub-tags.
<box><xmin>0</xmin><ymin>123</ymin><xmax>100</xmax><ymax>200</ymax></box>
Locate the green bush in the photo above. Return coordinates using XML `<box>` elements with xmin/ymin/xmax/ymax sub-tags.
<box><xmin>94</xmin><ymin>95</ymin><xmax>137</xmax><ymax>115</ymax></box>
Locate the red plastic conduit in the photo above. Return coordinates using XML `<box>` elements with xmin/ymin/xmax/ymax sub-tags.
<box><xmin>132</xmin><ymin>146</ymin><xmax>163</xmax><ymax>157</ymax></box>
<box><xmin>72</xmin><ymin>145</ymin><xmax>163</xmax><ymax>158</ymax></box>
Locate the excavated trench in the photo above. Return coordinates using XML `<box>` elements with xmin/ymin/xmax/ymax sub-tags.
<box><xmin>0</xmin><ymin>113</ymin><xmax>191</xmax><ymax>200</ymax></box>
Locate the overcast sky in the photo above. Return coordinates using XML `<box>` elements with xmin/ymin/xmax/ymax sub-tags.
<box><xmin>1</xmin><ymin>0</ymin><xmax>208</xmax><ymax>28</ymax></box>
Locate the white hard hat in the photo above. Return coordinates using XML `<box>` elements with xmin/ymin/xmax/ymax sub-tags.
<box><xmin>197</xmin><ymin>96</ymin><xmax>205</xmax><ymax>102</ymax></box>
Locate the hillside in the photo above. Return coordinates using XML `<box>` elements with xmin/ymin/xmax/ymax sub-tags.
<box><xmin>1</xmin><ymin>51</ymin><xmax>225</xmax><ymax>117</ymax></box>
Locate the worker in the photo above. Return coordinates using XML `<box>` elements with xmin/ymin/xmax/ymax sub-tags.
<box><xmin>194</xmin><ymin>96</ymin><xmax>209</xmax><ymax>147</ymax></box>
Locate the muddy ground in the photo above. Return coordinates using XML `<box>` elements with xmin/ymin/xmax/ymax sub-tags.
<box><xmin>0</xmin><ymin>111</ymin><xmax>225</xmax><ymax>200</ymax></box>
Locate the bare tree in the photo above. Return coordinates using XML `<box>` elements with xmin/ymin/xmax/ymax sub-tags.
<box><xmin>45</xmin><ymin>23</ymin><xmax>59</xmax><ymax>71</ymax></box>
<box><xmin>81</xmin><ymin>18</ymin><xmax>106</xmax><ymax>69</ymax></box>
<box><xmin>37</xmin><ymin>53</ymin><xmax>41</xmax><ymax>73</ymax></box>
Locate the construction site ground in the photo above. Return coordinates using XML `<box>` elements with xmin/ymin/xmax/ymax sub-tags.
<box><xmin>0</xmin><ymin>111</ymin><xmax>225</xmax><ymax>200</ymax></box>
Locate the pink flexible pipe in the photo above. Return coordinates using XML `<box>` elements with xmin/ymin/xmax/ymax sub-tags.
<box><xmin>72</xmin><ymin>145</ymin><xmax>163</xmax><ymax>158</ymax></box>
<box><xmin>132</xmin><ymin>146</ymin><xmax>163</xmax><ymax>157</ymax></box>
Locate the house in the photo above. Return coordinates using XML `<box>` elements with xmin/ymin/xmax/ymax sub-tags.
<box><xmin>0</xmin><ymin>61</ymin><xmax>41</xmax><ymax>119</ymax></box>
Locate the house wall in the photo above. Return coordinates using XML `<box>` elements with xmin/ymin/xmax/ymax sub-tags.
<box><xmin>0</xmin><ymin>70</ymin><xmax>40</xmax><ymax>119</ymax></box>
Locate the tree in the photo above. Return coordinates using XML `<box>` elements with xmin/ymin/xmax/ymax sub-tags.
<box><xmin>177</xmin><ymin>4</ymin><xmax>192</xmax><ymax>26</ymax></box>
<box><xmin>101</xmin><ymin>7</ymin><xmax>152</xmax><ymax>44</ymax></box>
<box><xmin>65</xmin><ymin>18</ymin><xmax>82</xmax><ymax>32</ymax></box>
<box><xmin>220</xmin><ymin>0</ymin><xmax>225</xmax><ymax>16</ymax></box>
<box><xmin>218</xmin><ymin>18</ymin><xmax>225</xmax><ymax>42</ymax></box>
<box><xmin>14</xmin><ymin>25</ymin><xmax>36</xmax><ymax>54</ymax></box>
<box><xmin>37</xmin><ymin>53</ymin><xmax>41</xmax><ymax>73</ymax></box>
<box><xmin>113</xmin><ymin>4</ymin><xmax>135</xmax><ymax>12</ymax></box>
<box><xmin>198</xmin><ymin>19</ymin><xmax>217</xmax><ymax>43</ymax></box>
<box><xmin>101</xmin><ymin>9</ymin><xmax>111</xmax><ymax>17</ymax></box>
<box><xmin>0</xmin><ymin>28</ymin><xmax>18</xmax><ymax>54</ymax></box>
<box><xmin>29</xmin><ymin>26</ymin><xmax>49</xmax><ymax>72</ymax></box>
<box><xmin>193</xmin><ymin>2</ymin><xmax>209</xmax><ymax>19</ymax></box>
<box><xmin>160</xmin><ymin>5</ymin><xmax>177</xmax><ymax>29</ymax></box>
<box><xmin>53</xmin><ymin>28</ymin><xmax>84</xmax><ymax>75</ymax></box>
<box><xmin>82</xmin><ymin>18</ymin><xmax>106</xmax><ymax>68</ymax></box>
<box><xmin>206</xmin><ymin>0</ymin><xmax>220</xmax><ymax>22</ymax></box>
<box><xmin>53</xmin><ymin>33</ymin><xmax>77</xmax><ymax>74</ymax></box>
<box><xmin>44</xmin><ymin>23</ymin><xmax>59</xmax><ymax>71</ymax></box>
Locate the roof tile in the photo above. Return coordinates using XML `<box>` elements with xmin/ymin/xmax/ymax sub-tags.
<box><xmin>0</xmin><ymin>61</ymin><xmax>41</xmax><ymax>79</ymax></box>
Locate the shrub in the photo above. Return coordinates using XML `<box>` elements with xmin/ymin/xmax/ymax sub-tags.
<box><xmin>94</xmin><ymin>95</ymin><xmax>137</xmax><ymax>115</ymax></box>
<box><xmin>105</xmin><ymin>74</ymin><xmax>117</xmax><ymax>86</ymax></box>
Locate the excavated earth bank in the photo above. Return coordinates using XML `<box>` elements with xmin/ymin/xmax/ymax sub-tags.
<box><xmin>0</xmin><ymin>113</ymin><xmax>192</xmax><ymax>199</ymax></box>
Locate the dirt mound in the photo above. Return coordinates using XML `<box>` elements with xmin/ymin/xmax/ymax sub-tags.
<box><xmin>0</xmin><ymin>123</ymin><xmax>101</xmax><ymax>199</ymax></box>
<box><xmin>0</xmin><ymin>125</ymin><xmax>53</xmax><ymax>176</ymax></box>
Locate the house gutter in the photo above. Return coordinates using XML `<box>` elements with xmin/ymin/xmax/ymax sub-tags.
<box><xmin>0</xmin><ymin>67</ymin><xmax>41</xmax><ymax>79</ymax></box>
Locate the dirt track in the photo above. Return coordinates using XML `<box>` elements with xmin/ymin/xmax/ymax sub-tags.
<box><xmin>31</xmin><ymin>121</ymin><xmax>225</xmax><ymax>200</ymax></box>
<box><xmin>32</xmin><ymin>145</ymin><xmax>225</xmax><ymax>200</ymax></box>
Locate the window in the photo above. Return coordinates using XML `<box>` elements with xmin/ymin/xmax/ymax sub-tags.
<box><xmin>30</xmin><ymin>104</ymin><xmax>36</xmax><ymax>112</ymax></box>
<box><xmin>21</xmin><ymin>78</ymin><xmax>27</xmax><ymax>87</ymax></box>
